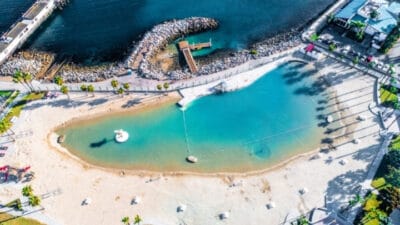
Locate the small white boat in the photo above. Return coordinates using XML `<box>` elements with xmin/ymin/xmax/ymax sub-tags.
<box><xmin>186</xmin><ymin>155</ymin><xmax>198</xmax><ymax>163</ymax></box>
<box><xmin>114</xmin><ymin>129</ymin><xmax>129</xmax><ymax>143</ymax></box>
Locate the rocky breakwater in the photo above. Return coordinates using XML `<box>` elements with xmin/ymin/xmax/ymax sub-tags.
<box><xmin>196</xmin><ymin>29</ymin><xmax>302</xmax><ymax>76</ymax></box>
<box><xmin>0</xmin><ymin>51</ymin><xmax>55</xmax><ymax>78</ymax></box>
<box><xmin>126</xmin><ymin>17</ymin><xmax>218</xmax><ymax>80</ymax></box>
<box><xmin>58</xmin><ymin>63</ymin><xmax>125</xmax><ymax>83</ymax></box>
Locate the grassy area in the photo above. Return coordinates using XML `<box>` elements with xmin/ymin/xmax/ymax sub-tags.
<box><xmin>379</xmin><ymin>87</ymin><xmax>398</xmax><ymax>107</ymax></box>
<box><xmin>0</xmin><ymin>213</ymin><xmax>45</xmax><ymax>225</ymax></box>
<box><xmin>0</xmin><ymin>92</ymin><xmax>45</xmax><ymax>134</ymax></box>
<box><xmin>371</xmin><ymin>178</ymin><xmax>386</xmax><ymax>190</ymax></box>
<box><xmin>357</xmin><ymin>194</ymin><xmax>387</xmax><ymax>225</ymax></box>
<box><xmin>356</xmin><ymin>135</ymin><xmax>400</xmax><ymax>224</ymax></box>
<box><xmin>389</xmin><ymin>135</ymin><xmax>400</xmax><ymax>151</ymax></box>
<box><xmin>0</xmin><ymin>91</ymin><xmax>13</xmax><ymax>98</ymax></box>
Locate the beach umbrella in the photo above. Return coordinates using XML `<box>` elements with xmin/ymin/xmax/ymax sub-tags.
<box><xmin>305</xmin><ymin>44</ymin><xmax>315</xmax><ymax>53</ymax></box>
<box><xmin>132</xmin><ymin>196</ymin><xmax>141</xmax><ymax>204</ymax></box>
<box><xmin>177</xmin><ymin>204</ymin><xmax>187</xmax><ymax>212</ymax></box>
<box><xmin>83</xmin><ymin>198</ymin><xmax>92</xmax><ymax>205</ymax></box>
<box><xmin>299</xmin><ymin>188</ymin><xmax>308</xmax><ymax>195</ymax></box>
<box><xmin>266</xmin><ymin>202</ymin><xmax>276</xmax><ymax>209</ymax></box>
<box><xmin>339</xmin><ymin>159</ymin><xmax>348</xmax><ymax>165</ymax></box>
<box><xmin>220</xmin><ymin>212</ymin><xmax>230</xmax><ymax>220</ymax></box>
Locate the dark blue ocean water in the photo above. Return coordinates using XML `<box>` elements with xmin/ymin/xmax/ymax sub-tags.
<box><xmin>0</xmin><ymin>0</ymin><xmax>334</xmax><ymax>63</ymax></box>
<box><xmin>59</xmin><ymin>62</ymin><xmax>328</xmax><ymax>172</ymax></box>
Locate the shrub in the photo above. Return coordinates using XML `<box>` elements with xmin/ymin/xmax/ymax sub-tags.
<box><xmin>249</xmin><ymin>49</ymin><xmax>258</xmax><ymax>55</ymax></box>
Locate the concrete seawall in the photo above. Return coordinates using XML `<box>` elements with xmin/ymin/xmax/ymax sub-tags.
<box><xmin>177</xmin><ymin>48</ymin><xmax>304</xmax><ymax>107</ymax></box>
<box><xmin>0</xmin><ymin>0</ymin><xmax>57</xmax><ymax>66</ymax></box>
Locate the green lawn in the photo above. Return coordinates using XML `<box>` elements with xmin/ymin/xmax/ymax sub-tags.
<box><xmin>389</xmin><ymin>135</ymin><xmax>400</xmax><ymax>151</ymax></box>
<box><xmin>0</xmin><ymin>213</ymin><xmax>45</xmax><ymax>225</ymax></box>
<box><xmin>0</xmin><ymin>91</ymin><xmax>13</xmax><ymax>98</ymax></box>
<box><xmin>379</xmin><ymin>87</ymin><xmax>398</xmax><ymax>107</ymax></box>
<box><xmin>0</xmin><ymin>92</ymin><xmax>44</xmax><ymax>134</ymax></box>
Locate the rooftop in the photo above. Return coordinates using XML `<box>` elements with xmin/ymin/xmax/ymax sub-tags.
<box><xmin>336</xmin><ymin>0</ymin><xmax>368</xmax><ymax>19</ymax></box>
<box><xmin>369</xmin><ymin>2</ymin><xmax>400</xmax><ymax>34</ymax></box>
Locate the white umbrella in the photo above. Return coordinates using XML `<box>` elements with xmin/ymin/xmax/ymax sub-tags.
<box><xmin>132</xmin><ymin>196</ymin><xmax>141</xmax><ymax>204</ymax></box>
<box><xmin>339</xmin><ymin>159</ymin><xmax>348</xmax><ymax>165</ymax></box>
<box><xmin>177</xmin><ymin>204</ymin><xmax>187</xmax><ymax>212</ymax></box>
<box><xmin>299</xmin><ymin>188</ymin><xmax>308</xmax><ymax>195</ymax></box>
<box><xmin>83</xmin><ymin>198</ymin><xmax>92</xmax><ymax>205</ymax></box>
<box><xmin>266</xmin><ymin>202</ymin><xmax>276</xmax><ymax>209</ymax></box>
<box><xmin>220</xmin><ymin>212</ymin><xmax>230</xmax><ymax>220</ymax></box>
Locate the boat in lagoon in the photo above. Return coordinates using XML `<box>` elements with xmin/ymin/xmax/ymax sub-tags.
<box><xmin>57</xmin><ymin>62</ymin><xmax>337</xmax><ymax>173</ymax></box>
<box><xmin>114</xmin><ymin>129</ymin><xmax>129</xmax><ymax>143</ymax></box>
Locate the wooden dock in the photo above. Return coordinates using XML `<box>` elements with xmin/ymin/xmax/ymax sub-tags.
<box><xmin>178</xmin><ymin>39</ymin><xmax>212</xmax><ymax>74</ymax></box>
<box><xmin>179</xmin><ymin>41</ymin><xmax>198</xmax><ymax>74</ymax></box>
<box><xmin>189</xmin><ymin>39</ymin><xmax>212</xmax><ymax>50</ymax></box>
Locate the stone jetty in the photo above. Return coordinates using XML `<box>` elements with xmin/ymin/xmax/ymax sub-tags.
<box><xmin>0</xmin><ymin>17</ymin><xmax>302</xmax><ymax>84</ymax></box>
<box><xmin>126</xmin><ymin>17</ymin><xmax>219</xmax><ymax>80</ymax></box>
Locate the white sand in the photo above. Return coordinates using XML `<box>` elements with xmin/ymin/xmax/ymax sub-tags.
<box><xmin>0</xmin><ymin>55</ymin><xmax>385</xmax><ymax>225</ymax></box>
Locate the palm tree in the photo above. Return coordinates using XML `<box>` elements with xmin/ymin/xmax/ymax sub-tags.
<box><xmin>13</xmin><ymin>70</ymin><xmax>30</xmax><ymax>92</ymax></box>
<box><xmin>353</xmin><ymin>56</ymin><xmax>360</xmax><ymax>65</ymax></box>
<box><xmin>111</xmin><ymin>79</ymin><xmax>119</xmax><ymax>90</ymax></box>
<box><xmin>80</xmin><ymin>84</ymin><xmax>87</xmax><ymax>92</ymax></box>
<box><xmin>87</xmin><ymin>84</ymin><xmax>95</xmax><ymax>97</ymax></box>
<box><xmin>60</xmin><ymin>85</ymin><xmax>70</xmax><ymax>100</ymax></box>
<box><xmin>134</xmin><ymin>215</ymin><xmax>142</xmax><ymax>225</ymax></box>
<box><xmin>123</xmin><ymin>83</ymin><xmax>130</xmax><ymax>94</ymax></box>
<box><xmin>0</xmin><ymin>120</ymin><xmax>11</xmax><ymax>133</ymax></box>
<box><xmin>370</xmin><ymin>9</ymin><xmax>379</xmax><ymax>19</ymax></box>
<box><xmin>28</xmin><ymin>195</ymin><xmax>41</xmax><ymax>207</ymax></box>
<box><xmin>350</xmin><ymin>20</ymin><xmax>366</xmax><ymax>41</ymax></box>
<box><xmin>310</xmin><ymin>33</ymin><xmax>319</xmax><ymax>42</ymax></box>
<box><xmin>121</xmin><ymin>216</ymin><xmax>130</xmax><ymax>225</ymax></box>
<box><xmin>163</xmin><ymin>82</ymin><xmax>169</xmax><ymax>91</ymax></box>
<box><xmin>117</xmin><ymin>87</ymin><xmax>124</xmax><ymax>97</ymax></box>
<box><xmin>22</xmin><ymin>72</ymin><xmax>35</xmax><ymax>92</ymax></box>
<box><xmin>22</xmin><ymin>185</ymin><xmax>33</xmax><ymax>197</ymax></box>
<box><xmin>54</xmin><ymin>76</ymin><xmax>64</xmax><ymax>86</ymax></box>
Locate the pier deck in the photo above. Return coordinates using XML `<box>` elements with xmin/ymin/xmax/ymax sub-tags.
<box><xmin>189</xmin><ymin>40</ymin><xmax>212</xmax><ymax>50</ymax></box>
<box><xmin>0</xmin><ymin>0</ymin><xmax>58</xmax><ymax>66</ymax></box>
<box><xmin>179</xmin><ymin>41</ymin><xmax>198</xmax><ymax>74</ymax></box>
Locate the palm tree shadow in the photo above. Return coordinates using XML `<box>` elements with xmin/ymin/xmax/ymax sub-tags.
<box><xmin>122</xmin><ymin>99</ymin><xmax>142</xmax><ymax>108</ymax></box>
<box><xmin>88</xmin><ymin>98</ymin><xmax>108</xmax><ymax>106</ymax></box>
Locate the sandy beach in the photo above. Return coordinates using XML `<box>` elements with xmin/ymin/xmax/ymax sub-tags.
<box><xmin>0</xmin><ymin>54</ymin><xmax>386</xmax><ymax>225</ymax></box>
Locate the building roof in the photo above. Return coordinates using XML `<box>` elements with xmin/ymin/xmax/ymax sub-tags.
<box><xmin>336</xmin><ymin>0</ymin><xmax>368</xmax><ymax>19</ymax></box>
<box><xmin>368</xmin><ymin>2</ymin><xmax>400</xmax><ymax>35</ymax></box>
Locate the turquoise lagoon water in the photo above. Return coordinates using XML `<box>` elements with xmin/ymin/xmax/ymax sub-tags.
<box><xmin>0</xmin><ymin>0</ymin><xmax>334</xmax><ymax>63</ymax></box>
<box><xmin>59</xmin><ymin>62</ymin><xmax>329</xmax><ymax>172</ymax></box>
